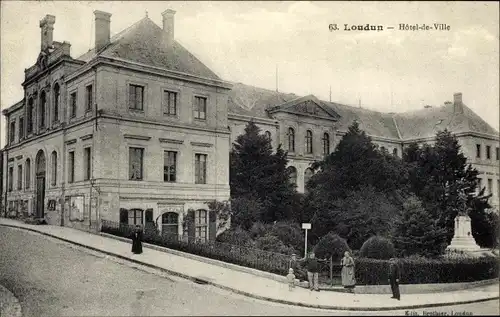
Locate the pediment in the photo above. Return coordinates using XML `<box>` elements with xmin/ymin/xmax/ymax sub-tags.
<box><xmin>268</xmin><ymin>95</ymin><xmax>340</xmax><ymax>120</ymax></box>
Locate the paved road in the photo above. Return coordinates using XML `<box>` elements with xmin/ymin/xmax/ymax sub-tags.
<box><xmin>0</xmin><ymin>226</ymin><xmax>498</xmax><ymax>316</ymax></box>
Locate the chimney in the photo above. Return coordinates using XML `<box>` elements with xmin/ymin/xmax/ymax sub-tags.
<box><xmin>162</xmin><ymin>9</ymin><xmax>176</xmax><ymax>48</ymax></box>
<box><xmin>94</xmin><ymin>10</ymin><xmax>112</xmax><ymax>52</ymax></box>
<box><xmin>453</xmin><ymin>92</ymin><xmax>463</xmax><ymax>114</ymax></box>
<box><xmin>39</xmin><ymin>15</ymin><xmax>55</xmax><ymax>51</ymax></box>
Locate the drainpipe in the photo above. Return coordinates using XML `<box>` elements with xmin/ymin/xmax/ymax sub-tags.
<box><xmin>61</xmin><ymin>81</ymin><xmax>67</xmax><ymax>227</ymax></box>
<box><xmin>3</xmin><ymin>148</ymin><xmax>8</xmax><ymax>217</ymax></box>
<box><xmin>90</xmin><ymin>65</ymin><xmax>99</xmax><ymax>231</ymax></box>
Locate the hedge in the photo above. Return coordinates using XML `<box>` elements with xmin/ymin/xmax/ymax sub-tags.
<box><xmin>355</xmin><ymin>256</ymin><xmax>499</xmax><ymax>284</ymax></box>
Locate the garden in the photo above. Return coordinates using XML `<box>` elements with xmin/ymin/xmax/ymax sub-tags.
<box><xmin>103</xmin><ymin>121</ymin><xmax>499</xmax><ymax>285</ymax></box>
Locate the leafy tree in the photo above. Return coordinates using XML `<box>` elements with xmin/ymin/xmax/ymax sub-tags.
<box><xmin>392</xmin><ymin>196</ymin><xmax>448</xmax><ymax>257</ymax></box>
<box><xmin>230</xmin><ymin>196</ymin><xmax>265</xmax><ymax>231</ymax></box>
<box><xmin>216</xmin><ymin>226</ymin><xmax>254</xmax><ymax>247</ymax></box>
<box><xmin>359</xmin><ymin>235</ymin><xmax>396</xmax><ymax>260</ymax></box>
<box><xmin>313</xmin><ymin>232</ymin><xmax>351</xmax><ymax>261</ymax></box>
<box><xmin>310</xmin><ymin>186</ymin><xmax>400</xmax><ymax>249</ymax></box>
<box><xmin>304</xmin><ymin>121</ymin><xmax>408</xmax><ymax>247</ymax></box>
<box><xmin>270</xmin><ymin>221</ymin><xmax>305</xmax><ymax>255</ymax></box>
<box><xmin>403</xmin><ymin>130</ymin><xmax>494</xmax><ymax>246</ymax></box>
<box><xmin>230</xmin><ymin>121</ymin><xmax>297</xmax><ymax>223</ymax></box>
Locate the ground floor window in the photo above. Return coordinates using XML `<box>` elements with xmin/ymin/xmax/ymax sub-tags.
<box><xmin>195</xmin><ymin>209</ymin><xmax>208</xmax><ymax>242</ymax></box>
<box><xmin>128</xmin><ymin>208</ymin><xmax>144</xmax><ymax>225</ymax></box>
<box><xmin>162</xmin><ymin>212</ymin><xmax>179</xmax><ymax>239</ymax></box>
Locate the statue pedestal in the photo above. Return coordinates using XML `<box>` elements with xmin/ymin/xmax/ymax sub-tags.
<box><xmin>446</xmin><ymin>215</ymin><xmax>481</xmax><ymax>252</ymax></box>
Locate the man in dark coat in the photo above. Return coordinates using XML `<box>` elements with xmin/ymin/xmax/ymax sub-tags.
<box><xmin>299</xmin><ymin>252</ymin><xmax>320</xmax><ymax>291</ymax></box>
<box><xmin>388</xmin><ymin>257</ymin><xmax>401</xmax><ymax>300</ymax></box>
<box><xmin>131</xmin><ymin>225</ymin><xmax>143</xmax><ymax>254</ymax></box>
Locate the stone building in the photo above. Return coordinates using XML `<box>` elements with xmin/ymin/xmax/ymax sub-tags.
<box><xmin>2</xmin><ymin>9</ymin><xmax>499</xmax><ymax>237</ymax></box>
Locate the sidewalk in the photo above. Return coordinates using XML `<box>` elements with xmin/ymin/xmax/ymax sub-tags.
<box><xmin>1</xmin><ymin>218</ymin><xmax>498</xmax><ymax>311</ymax></box>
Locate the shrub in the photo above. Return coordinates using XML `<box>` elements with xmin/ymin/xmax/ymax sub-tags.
<box><xmin>355</xmin><ymin>256</ymin><xmax>499</xmax><ymax>285</ymax></box>
<box><xmin>254</xmin><ymin>234</ymin><xmax>296</xmax><ymax>255</ymax></box>
<box><xmin>359</xmin><ymin>236</ymin><xmax>395</xmax><ymax>259</ymax></box>
<box><xmin>216</xmin><ymin>226</ymin><xmax>254</xmax><ymax>247</ymax></box>
<box><xmin>270</xmin><ymin>221</ymin><xmax>304</xmax><ymax>254</ymax></box>
<box><xmin>248</xmin><ymin>222</ymin><xmax>270</xmax><ymax>239</ymax></box>
<box><xmin>314</xmin><ymin>232</ymin><xmax>350</xmax><ymax>260</ymax></box>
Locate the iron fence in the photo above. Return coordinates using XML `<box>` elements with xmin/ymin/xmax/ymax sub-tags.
<box><xmin>101</xmin><ymin>220</ymin><xmax>291</xmax><ymax>276</ymax></box>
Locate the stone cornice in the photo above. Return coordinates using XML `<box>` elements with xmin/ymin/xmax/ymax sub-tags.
<box><xmin>191</xmin><ymin>142</ymin><xmax>213</xmax><ymax>148</ymax></box>
<box><xmin>124</xmin><ymin>134</ymin><xmax>151</xmax><ymax>141</ymax></box>
<box><xmin>159</xmin><ymin>138</ymin><xmax>184</xmax><ymax>145</ymax></box>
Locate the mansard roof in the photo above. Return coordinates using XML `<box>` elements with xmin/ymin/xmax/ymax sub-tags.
<box><xmin>228</xmin><ymin>82</ymin><xmax>498</xmax><ymax>141</ymax></box>
<box><xmin>393</xmin><ymin>103</ymin><xmax>499</xmax><ymax>140</ymax></box>
<box><xmin>77</xmin><ymin>17</ymin><xmax>220</xmax><ymax>81</ymax></box>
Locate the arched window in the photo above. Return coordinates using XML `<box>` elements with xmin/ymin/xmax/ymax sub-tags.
<box><xmin>25</xmin><ymin>159</ymin><xmax>31</xmax><ymax>189</ymax></box>
<box><xmin>53</xmin><ymin>84</ymin><xmax>60</xmax><ymax>124</ymax></box>
<box><xmin>27</xmin><ymin>98</ymin><xmax>33</xmax><ymax>134</ymax></box>
<box><xmin>288</xmin><ymin>166</ymin><xmax>297</xmax><ymax>186</ymax></box>
<box><xmin>51</xmin><ymin>151</ymin><xmax>57</xmax><ymax>186</ymax></box>
<box><xmin>39</xmin><ymin>91</ymin><xmax>46</xmax><ymax>129</ymax></box>
<box><xmin>393</xmin><ymin>148</ymin><xmax>398</xmax><ymax>157</ymax></box>
<box><xmin>265</xmin><ymin>131</ymin><xmax>271</xmax><ymax>140</ymax></box>
<box><xmin>195</xmin><ymin>209</ymin><xmax>208</xmax><ymax>242</ymax></box>
<box><xmin>322</xmin><ymin>133</ymin><xmax>330</xmax><ymax>156</ymax></box>
<box><xmin>288</xmin><ymin>128</ymin><xmax>295</xmax><ymax>152</ymax></box>
<box><xmin>162</xmin><ymin>212</ymin><xmax>179</xmax><ymax>239</ymax></box>
<box><xmin>304</xmin><ymin>168</ymin><xmax>314</xmax><ymax>193</ymax></box>
<box><xmin>305</xmin><ymin>130</ymin><xmax>313</xmax><ymax>154</ymax></box>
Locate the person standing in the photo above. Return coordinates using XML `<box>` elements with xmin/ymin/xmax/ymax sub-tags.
<box><xmin>341</xmin><ymin>251</ymin><xmax>356</xmax><ymax>293</ymax></box>
<box><xmin>303</xmin><ymin>252</ymin><xmax>320</xmax><ymax>292</ymax></box>
<box><xmin>286</xmin><ymin>268</ymin><xmax>296</xmax><ymax>291</ymax></box>
<box><xmin>388</xmin><ymin>257</ymin><xmax>401</xmax><ymax>300</ymax></box>
<box><xmin>131</xmin><ymin>225</ymin><xmax>143</xmax><ymax>255</ymax></box>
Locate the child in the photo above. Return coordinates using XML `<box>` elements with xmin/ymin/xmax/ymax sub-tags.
<box><xmin>286</xmin><ymin>268</ymin><xmax>296</xmax><ymax>291</ymax></box>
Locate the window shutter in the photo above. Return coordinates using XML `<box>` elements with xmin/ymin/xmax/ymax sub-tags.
<box><xmin>187</xmin><ymin>209</ymin><xmax>195</xmax><ymax>243</ymax></box>
<box><xmin>119</xmin><ymin>208</ymin><xmax>128</xmax><ymax>224</ymax></box>
<box><xmin>209</xmin><ymin>209</ymin><xmax>217</xmax><ymax>241</ymax></box>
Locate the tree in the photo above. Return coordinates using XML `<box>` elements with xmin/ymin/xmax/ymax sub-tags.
<box><xmin>403</xmin><ymin>130</ymin><xmax>494</xmax><ymax>246</ymax></box>
<box><xmin>314</xmin><ymin>232</ymin><xmax>351</xmax><ymax>261</ymax></box>
<box><xmin>229</xmin><ymin>196</ymin><xmax>266</xmax><ymax>231</ymax></box>
<box><xmin>392</xmin><ymin>196</ymin><xmax>448</xmax><ymax>257</ymax></box>
<box><xmin>310</xmin><ymin>186</ymin><xmax>400</xmax><ymax>249</ymax></box>
<box><xmin>230</xmin><ymin>121</ymin><xmax>296</xmax><ymax>223</ymax></box>
<box><xmin>359</xmin><ymin>236</ymin><xmax>396</xmax><ymax>260</ymax></box>
<box><xmin>305</xmin><ymin>121</ymin><xmax>407</xmax><ymax>247</ymax></box>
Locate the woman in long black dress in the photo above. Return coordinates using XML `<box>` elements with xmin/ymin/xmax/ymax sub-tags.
<box><xmin>131</xmin><ymin>225</ymin><xmax>143</xmax><ymax>254</ymax></box>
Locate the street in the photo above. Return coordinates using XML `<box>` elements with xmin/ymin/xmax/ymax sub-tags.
<box><xmin>0</xmin><ymin>226</ymin><xmax>498</xmax><ymax>316</ymax></box>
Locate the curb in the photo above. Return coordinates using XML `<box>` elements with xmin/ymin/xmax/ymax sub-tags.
<box><xmin>0</xmin><ymin>283</ymin><xmax>23</xmax><ymax>317</ymax></box>
<box><xmin>1</xmin><ymin>223</ymin><xmax>499</xmax><ymax>311</ymax></box>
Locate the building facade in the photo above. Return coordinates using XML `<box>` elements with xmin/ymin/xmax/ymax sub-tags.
<box><xmin>2</xmin><ymin>9</ymin><xmax>499</xmax><ymax>236</ymax></box>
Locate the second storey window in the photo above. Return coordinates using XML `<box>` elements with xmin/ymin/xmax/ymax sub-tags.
<box><xmin>83</xmin><ymin>147</ymin><xmax>91</xmax><ymax>180</ymax></box>
<box><xmin>27</xmin><ymin>98</ymin><xmax>34</xmax><ymax>133</ymax></box>
<box><xmin>9</xmin><ymin>121</ymin><xmax>15</xmax><ymax>143</ymax></box>
<box><xmin>476</xmin><ymin>144</ymin><xmax>481</xmax><ymax>158</ymax></box>
<box><xmin>486</xmin><ymin>145</ymin><xmax>491</xmax><ymax>159</ymax></box>
<box><xmin>19</xmin><ymin>117</ymin><xmax>24</xmax><ymax>139</ymax></box>
<box><xmin>163</xmin><ymin>90</ymin><xmax>177</xmax><ymax>115</ymax></box>
<box><xmin>85</xmin><ymin>85</ymin><xmax>93</xmax><ymax>111</ymax></box>
<box><xmin>70</xmin><ymin>92</ymin><xmax>77</xmax><ymax>118</ymax></box>
<box><xmin>496</xmin><ymin>147</ymin><xmax>499</xmax><ymax>160</ymax></box>
<box><xmin>53</xmin><ymin>83</ymin><xmax>60</xmax><ymax>123</ymax></box>
<box><xmin>164</xmin><ymin>151</ymin><xmax>177</xmax><ymax>182</ymax></box>
<box><xmin>39</xmin><ymin>91</ymin><xmax>46</xmax><ymax>129</ymax></box>
<box><xmin>17</xmin><ymin>165</ymin><xmax>22</xmax><ymax>190</ymax></box>
<box><xmin>68</xmin><ymin>151</ymin><xmax>75</xmax><ymax>183</ymax></box>
<box><xmin>129</xmin><ymin>147</ymin><xmax>144</xmax><ymax>180</ymax></box>
<box><xmin>195</xmin><ymin>154</ymin><xmax>207</xmax><ymax>184</ymax></box>
<box><xmin>193</xmin><ymin>96</ymin><xmax>207</xmax><ymax>120</ymax></box>
<box><xmin>305</xmin><ymin>130</ymin><xmax>313</xmax><ymax>154</ymax></box>
<box><xmin>288</xmin><ymin>128</ymin><xmax>295</xmax><ymax>152</ymax></box>
<box><xmin>129</xmin><ymin>84</ymin><xmax>144</xmax><ymax>111</ymax></box>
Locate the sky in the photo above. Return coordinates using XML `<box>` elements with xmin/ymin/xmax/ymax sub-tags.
<box><xmin>1</xmin><ymin>1</ymin><xmax>499</xmax><ymax>148</ymax></box>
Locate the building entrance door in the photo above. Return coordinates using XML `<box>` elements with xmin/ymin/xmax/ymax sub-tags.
<box><xmin>35</xmin><ymin>150</ymin><xmax>46</xmax><ymax>218</ymax></box>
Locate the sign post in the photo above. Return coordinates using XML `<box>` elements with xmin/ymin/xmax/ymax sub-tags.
<box><xmin>302</xmin><ymin>223</ymin><xmax>311</xmax><ymax>258</ymax></box>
